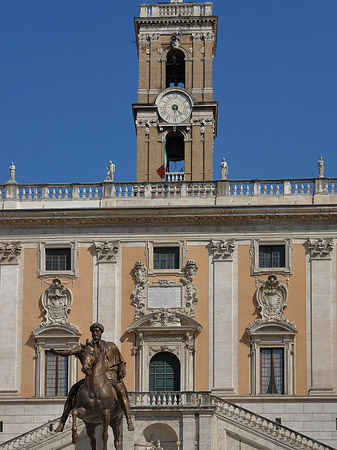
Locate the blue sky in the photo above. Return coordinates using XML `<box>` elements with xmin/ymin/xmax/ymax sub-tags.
<box><xmin>0</xmin><ymin>0</ymin><xmax>336</xmax><ymax>184</ymax></box>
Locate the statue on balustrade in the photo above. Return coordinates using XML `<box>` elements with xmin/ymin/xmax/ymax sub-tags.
<box><xmin>221</xmin><ymin>157</ymin><xmax>228</xmax><ymax>180</ymax></box>
<box><xmin>51</xmin><ymin>322</ymin><xmax>134</xmax><ymax>450</ymax></box>
<box><xmin>318</xmin><ymin>156</ymin><xmax>325</xmax><ymax>178</ymax></box>
<box><xmin>106</xmin><ymin>160</ymin><xmax>115</xmax><ymax>181</ymax></box>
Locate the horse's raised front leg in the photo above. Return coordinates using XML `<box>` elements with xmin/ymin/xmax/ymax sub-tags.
<box><xmin>72</xmin><ymin>408</ymin><xmax>79</xmax><ymax>444</ymax></box>
<box><xmin>102</xmin><ymin>409</ymin><xmax>111</xmax><ymax>450</ymax></box>
<box><xmin>85</xmin><ymin>422</ymin><xmax>97</xmax><ymax>450</ymax></box>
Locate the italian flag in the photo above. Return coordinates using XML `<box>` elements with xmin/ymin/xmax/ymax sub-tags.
<box><xmin>157</xmin><ymin>137</ymin><xmax>167</xmax><ymax>180</ymax></box>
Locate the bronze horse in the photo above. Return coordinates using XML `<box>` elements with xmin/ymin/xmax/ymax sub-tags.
<box><xmin>72</xmin><ymin>342</ymin><xmax>123</xmax><ymax>450</ymax></box>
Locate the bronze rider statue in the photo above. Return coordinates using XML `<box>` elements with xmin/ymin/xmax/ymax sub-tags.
<box><xmin>50</xmin><ymin>322</ymin><xmax>134</xmax><ymax>432</ymax></box>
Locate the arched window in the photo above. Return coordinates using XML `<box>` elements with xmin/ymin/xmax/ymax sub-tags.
<box><xmin>166</xmin><ymin>50</ymin><xmax>185</xmax><ymax>88</ymax></box>
<box><xmin>149</xmin><ymin>352</ymin><xmax>180</xmax><ymax>392</ymax></box>
<box><xmin>166</xmin><ymin>131</ymin><xmax>185</xmax><ymax>174</ymax></box>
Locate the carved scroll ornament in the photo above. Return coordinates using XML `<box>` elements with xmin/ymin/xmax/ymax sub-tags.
<box><xmin>0</xmin><ymin>242</ymin><xmax>22</xmax><ymax>264</ymax></box>
<box><xmin>131</xmin><ymin>260</ymin><xmax>199</xmax><ymax>320</ymax></box>
<box><xmin>94</xmin><ymin>241</ymin><xmax>120</xmax><ymax>263</ymax></box>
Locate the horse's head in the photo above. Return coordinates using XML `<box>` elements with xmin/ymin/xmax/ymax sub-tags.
<box><xmin>80</xmin><ymin>340</ymin><xmax>98</xmax><ymax>376</ymax></box>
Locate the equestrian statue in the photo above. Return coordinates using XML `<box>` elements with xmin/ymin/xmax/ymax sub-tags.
<box><xmin>51</xmin><ymin>322</ymin><xmax>134</xmax><ymax>450</ymax></box>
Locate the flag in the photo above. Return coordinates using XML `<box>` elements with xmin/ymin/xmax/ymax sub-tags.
<box><xmin>157</xmin><ymin>137</ymin><xmax>167</xmax><ymax>180</ymax></box>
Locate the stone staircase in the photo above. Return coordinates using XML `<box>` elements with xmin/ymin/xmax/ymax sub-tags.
<box><xmin>0</xmin><ymin>396</ymin><xmax>335</xmax><ymax>449</ymax></box>
<box><xmin>0</xmin><ymin>417</ymin><xmax>85</xmax><ymax>450</ymax></box>
<box><xmin>212</xmin><ymin>396</ymin><xmax>336</xmax><ymax>450</ymax></box>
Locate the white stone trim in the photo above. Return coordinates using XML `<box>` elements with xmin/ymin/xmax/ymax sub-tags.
<box><xmin>146</xmin><ymin>240</ymin><xmax>187</xmax><ymax>275</ymax></box>
<box><xmin>33</xmin><ymin>324</ymin><xmax>80</xmax><ymax>398</ymax></box>
<box><xmin>250</xmin><ymin>238</ymin><xmax>292</xmax><ymax>275</ymax></box>
<box><xmin>37</xmin><ymin>241</ymin><xmax>78</xmax><ymax>277</ymax></box>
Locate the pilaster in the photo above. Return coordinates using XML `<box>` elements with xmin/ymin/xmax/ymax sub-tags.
<box><xmin>94</xmin><ymin>241</ymin><xmax>121</xmax><ymax>344</ymax></box>
<box><xmin>307</xmin><ymin>238</ymin><xmax>335</xmax><ymax>395</ymax></box>
<box><xmin>210</xmin><ymin>239</ymin><xmax>237</xmax><ymax>394</ymax></box>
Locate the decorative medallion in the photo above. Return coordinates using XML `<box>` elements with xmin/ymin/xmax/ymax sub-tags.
<box><xmin>256</xmin><ymin>274</ymin><xmax>288</xmax><ymax>321</ymax></box>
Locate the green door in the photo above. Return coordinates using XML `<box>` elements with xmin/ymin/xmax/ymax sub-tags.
<box><xmin>149</xmin><ymin>352</ymin><xmax>180</xmax><ymax>391</ymax></box>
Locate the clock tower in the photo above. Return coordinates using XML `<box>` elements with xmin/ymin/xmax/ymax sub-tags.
<box><xmin>133</xmin><ymin>0</ymin><xmax>218</xmax><ymax>182</ymax></box>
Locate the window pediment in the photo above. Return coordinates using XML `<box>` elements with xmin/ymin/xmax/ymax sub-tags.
<box><xmin>127</xmin><ymin>310</ymin><xmax>202</xmax><ymax>333</ymax></box>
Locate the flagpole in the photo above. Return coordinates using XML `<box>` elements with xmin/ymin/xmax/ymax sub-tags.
<box><xmin>163</xmin><ymin>134</ymin><xmax>167</xmax><ymax>197</ymax></box>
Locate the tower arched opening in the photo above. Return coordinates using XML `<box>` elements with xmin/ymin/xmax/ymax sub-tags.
<box><xmin>166</xmin><ymin>131</ymin><xmax>185</xmax><ymax>174</ymax></box>
<box><xmin>166</xmin><ymin>49</ymin><xmax>185</xmax><ymax>88</ymax></box>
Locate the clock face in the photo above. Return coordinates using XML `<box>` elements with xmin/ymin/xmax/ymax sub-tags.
<box><xmin>158</xmin><ymin>91</ymin><xmax>192</xmax><ymax>124</ymax></box>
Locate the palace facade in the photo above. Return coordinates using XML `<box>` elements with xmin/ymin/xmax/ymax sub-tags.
<box><xmin>0</xmin><ymin>1</ymin><xmax>336</xmax><ymax>449</ymax></box>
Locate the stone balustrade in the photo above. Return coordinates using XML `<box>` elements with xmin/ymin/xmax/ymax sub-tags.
<box><xmin>140</xmin><ymin>3</ymin><xmax>213</xmax><ymax>18</ymax></box>
<box><xmin>0</xmin><ymin>417</ymin><xmax>64</xmax><ymax>450</ymax></box>
<box><xmin>0</xmin><ymin>394</ymin><xmax>335</xmax><ymax>449</ymax></box>
<box><xmin>212</xmin><ymin>396</ymin><xmax>335</xmax><ymax>450</ymax></box>
<box><xmin>1</xmin><ymin>178</ymin><xmax>336</xmax><ymax>208</ymax></box>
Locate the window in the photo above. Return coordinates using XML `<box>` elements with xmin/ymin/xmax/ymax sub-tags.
<box><xmin>248</xmin><ymin>321</ymin><xmax>296</xmax><ymax>395</ymax></box>
<box><xmin>259</xmin><ymin>245</ymin><xmax>285</xmax><ymax>268</ymax></box>
<box><xmin>251</xmin><ymin>239</ymin><xmax>292</xmax><ymax>275</ymax></box>
<box><xmin>45</xmin><ymin>351</ymin><xmax>68</xmax><ymax>397</ymax></box>
<box><xmin>260</xmin><ymin>348</ymin><xmax>284</xmax><ymax>394</ymax></box>
<box><xmin>146</xmin><ymin>241</ymin><xmax>185</xmax><ymax>274</ymax></box>
<box><xmin>38</xmin><ymin>242</ymin><xmax>78</xmax><ymax>277</ymax></box>
<box><xmin>153</xmin><ymin>247</ymin><xmax>179</xmax><ymax>270</ymax></box>
<box><xmin>46</xmin><ymin>248</ymin><xmax>71</xmax><ymax>271</ymax></box>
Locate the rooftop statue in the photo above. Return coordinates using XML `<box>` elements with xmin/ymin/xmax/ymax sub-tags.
<box><xmin>51</xmin><ymin>323</ymin><xmax>134</xmax><ymax>450</ymax></box>
<box><xmin>221</xmin><ymin>157</ymin><xmax>228</xmax><ymax>180</ymax></box>
<box><xmin>106</xmin><ymin>160</ymin><xmax>115</xmax><ymax>181</ymax></box>
<box><xmin>318</xmin><ymin>156</ymin><xmax>325</xmax><ymax>178</ymax></box>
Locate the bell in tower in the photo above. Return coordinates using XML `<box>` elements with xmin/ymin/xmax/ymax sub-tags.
<box><xmin>133</xmin><ymin>1</ymin><xmax>218</xmax><ymax>182</ymax></box>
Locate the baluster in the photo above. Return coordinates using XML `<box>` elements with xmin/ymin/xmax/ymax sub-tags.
<box><xmin>234</xmin><ymin>185</ymin><xmax>237</xmax><ymax>195</ymax></box>
<box><xmin>95</xmin><ymin>187</ymin><xmax>99</xmax><ymax>198</ymax></box>
<box><xmin>52</xmin><ymin>188</ymin><xmax>56</xmax><ymax>199</ymax></box>
<box><xmin>276</xmin><ymin>184</ymin><xmax>280</xmax><ymax>195</ymax></box>
<box><xmin>65</xmin><ymin>188</ymin><xmax>69</xmax><ymax>198</ymax></box>
<box><xmin>88</xmin><ymin>187</ymin><xmax>92</xmax><ymax>199</ymax></box>
<box><xmin>307</xmin><ymin>183</ymin><xmax>310</xmax><ymax>194</ymax></box>
<box><xmin>331</xmin><ymin>182</ymin><xmax>335</xmax><ymax>193</ymax></box>
<box><xmin>240</xmin><ymin>184</ymin><xmax>243</xmax><ymax>195</ymax></box>
<box><xmin>294</xmin><ymin>184</ymin><xmax>298</xmax><ymax>194</ymax></box>
<box><xmin>118</xmin><ymin>186</ymin><xmax>122</xmax><ymax>197</ymax></box>
<box><xmin>263</xmin><ymin>184</ymin><xmax>267</xmax><ymax>195</ymax></box>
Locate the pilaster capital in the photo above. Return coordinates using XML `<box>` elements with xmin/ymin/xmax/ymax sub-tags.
<box><xmin>0</xmin><ymin>242</ymin><xmax>22</xmax><ymax>264</ymax></box>
<box><xmin>94</xmin><ymin>241</ymin><xmax>120</xmax><ymax>263</ymax></box>
<box><xmin>306</xmin><ymin>238</ymin><xmax>334</xmax><ymax>260</ymax></box>
<box><xmin>210</xmin><ymin>239</ymin><xmax>235</xmax><ymax>261</ymax></box>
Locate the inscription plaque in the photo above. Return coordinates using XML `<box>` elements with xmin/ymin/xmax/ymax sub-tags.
<box><xmin>148</xmin><ymin>286</ymin><xmax>182</xmax><ymax>308</ymax></box>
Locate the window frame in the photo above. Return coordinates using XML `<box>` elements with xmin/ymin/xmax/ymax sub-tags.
<box><xmin>146</xmin><ymin>241</ymin><xmax>186</xmax><ymax>275</ymax></box>
<box><xmin>248</xmin><ymin>323</ymin><xmax>296</xmax><ymax>396</ymax></box>
<box><xmin>33</xmin><ymin>324</ymin><xmax>79</xmax><ymax>398</ymax></box>
<box><xmin>251</xmin><ymin>239</ymin><xmax>292</xmax><ymax>275</ymax></box>
<box><xmin>38</xmin><ymin>242</ymin><xmax>78</xmax><ymax>277</ymax></box>
<box><xmin>45</xmin><ymin>351</ymin><xmax>69</xmax><ymax>397</ymax></box>
<box><xmin>260</xmin><ymin>347</ymin><xmax>284</xmax><ymax>395</ymax></box>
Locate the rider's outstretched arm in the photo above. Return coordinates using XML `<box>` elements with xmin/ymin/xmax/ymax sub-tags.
<box><xmin>49</xmin><ymin>347</ymin><xmax>81</xmax><ymax>357</ymax></box>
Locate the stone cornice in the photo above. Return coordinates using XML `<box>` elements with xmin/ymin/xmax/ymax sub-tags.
<box><xmin>0</xmin><ymin>204</ymin><xmax>337</xmax><ymax>229</ymax></box>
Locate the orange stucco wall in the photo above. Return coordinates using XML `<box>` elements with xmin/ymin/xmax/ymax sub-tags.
<box><xmin>121</xmin><ymin>244</ymin><xmax>209</xmax><ymax>392</ymax></box>
<box><xmin>238</xmin><ymin>244</ymin><xmax>307</xmax><ymax>395</ymax></box>
<box><xmin>21</xmin><ymin>247</ymin><xmax>93</xmax><ymax>397</ymax></box>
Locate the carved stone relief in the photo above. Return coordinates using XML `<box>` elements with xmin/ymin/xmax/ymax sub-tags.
<box><xmin>94</xmin><ymin>241</ymin><xmax>120</xmax><ymax>263</ymax></box>
<box><xmin>210</xmin><ymin>239</ymin><xmax>235</xmax><ymax>261</ymax></box>
<box><xmin>248</xmin><ymin>275</ymin><xmax>296</xmax><ymax>332</ymax></box>
<box><xmin>307</xmin><ymin>238</ymin><xmax>334</xmax><ymax>260</ymax></box>
<box><xmin>131</xmin><ymin>259</ymin><xmax>198</xmax><ymax>320</ymax></box>
<box><xmin>0</xmin><ymin>242</ymin><xmax>22</xmax><ymax>264</ymax></box>
<box><xmin>34</xmin><ymin>278</ymin><xmax>78</xmax><ymax>332</ymax></box>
